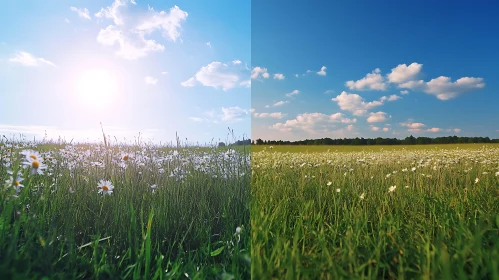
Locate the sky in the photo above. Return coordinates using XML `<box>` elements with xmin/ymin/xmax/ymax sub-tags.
<box><xmin>251</xmin><ymin>0</ymin><xmax>499</xmax><ymax>141</ymax></box>
<box><xmin>0</xmin><ymin>0</ymin><xmax>250</xmax><ymax>145</ymax></box>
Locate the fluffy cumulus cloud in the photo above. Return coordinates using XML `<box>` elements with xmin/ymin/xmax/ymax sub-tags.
<box><xmin>95</xmin><ymin>1</ymin><xmax>187</xmax><ymax>60</ymax></box>
<box><xmin>271</xmin><ymin>112</ymin><xmax>357</xmax><ymax>134</ymax></box>
<box><xmin>273</xmin><ymin>100</ymin><xmax>289</xmax><ymax>107</ymax></box>
<box><xmin>386</xmin><ymin>62</ymin><xmax>485</xmax><ymax>100</ymax></box>
<box><xmin>9</xmin><ymin>51</ymin><xmax>56</xmax><ymax>67</ymax></box>
<box><xmin>345</xmin><ymin>68</ymin><xmax>387</xmax><ymax>91</ymax></box>
<box><xmin>286</xmin><ymin>90</ymin><xmax>299</xmax><ymax>97</ymax></box>
<box><xmin>70</xmin><ymin>7</ymin><xmax>91</xmax><ymax>19</ymax></box>
<box><xmin>387</xmin><ymin>63</ymin><xmax>422</xmax><ymax>84</ymax></box>
<box><xmin>273</xmin><ymin>73</ymin><xmax>285</xmax><ymax>80</ymax></box>
<box><xmin>400</xmin><ymin>120</ymin><xmax>426</xmax><ymax>133</ymax></box>
<box><xmin>251</xmin><ymin>66</ymin><xmax>270</xmax><ymax>79</ymax></box>
<box><xmin>253</xmin><ymin>112</ymin><xmax>286</xmax><ymax>119</ymax></box>
<box><xmin>317</xmin><ymin>66</ymin><xmax>327</xmax><ymax>76</ymax></box>
<box><xmin>400</xmin><ymin>90</ymin><xmax>409</xmax><ymax>95</ymax></box>
<box><xmin>380</xmin><ymin>94</ymin><xmax>401</xmax><ymax>102</ymax></box>
<box><xmin>383</xmin><ymin>127</ymin><xmax>390</xmax><ymax>132</ymax></box>
<box><xmin>332</xmin><ymin>91</ymin><xmax>384</xmax><ymax>116</ymax></box>
<box><xmin>427</xmin><ymin>127</ymin><xmax>441</xmax><ymax>133</ymax></box>
<box><xmin>181</xmin><ymin>60</ymin><xmax>250</xmax><ymax>91</ymax></box>
<box><xmin>367</xmin><ymin>111</ymin><xmax>388</xmax><ymax>123</ymax></box>
<box><xmin>424</xmin><ymin>76</ymin><xmax>485</xmax><ymax>100</ymax></box>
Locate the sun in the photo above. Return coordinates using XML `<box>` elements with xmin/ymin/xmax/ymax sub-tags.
<box><xmin>75</xmin><ymin>68</ymin><xmax>118</xmax><ymax>108</ymax></box>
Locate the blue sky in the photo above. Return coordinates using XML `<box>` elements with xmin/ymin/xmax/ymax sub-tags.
<box><xmin>0</xmin><ymin>0</ymin><xmax>250</xmax><ymax>145</ymax></box>
<box><xmin>251</xmin><ymin>1</ymin><xmax>499</xmax><ymax>141</ymax></box>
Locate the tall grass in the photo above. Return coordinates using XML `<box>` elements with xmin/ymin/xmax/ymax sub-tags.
<box><xmin>0</xmin><ymin>136</ymin><xmax>250</xmax><ymax>279</ymax></box>
<box><xmin>251</xmin><ymin>146</ymin><xmax>499</xmax><ymax>279</ymax></box>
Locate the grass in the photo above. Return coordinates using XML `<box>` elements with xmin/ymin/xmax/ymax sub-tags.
<box><xmin>251</xmin><ymin>145</ymin><xmax>499</xmax><ymax>279</ymax></box>
<box><xmin>0</xmin><ymin>138</ymin><xmax>250</xmax><ymax>279</ymax></box>
<box><xmin>251</xmin><ymin>143</ymin><xmax>499</xmax><ymax>153</ymax></box>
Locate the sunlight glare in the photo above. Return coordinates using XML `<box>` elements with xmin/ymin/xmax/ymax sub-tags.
<box><xmin>75</xmin><ymin>69</ymin><xmax>119</xmax><ymax>108</ymax></box>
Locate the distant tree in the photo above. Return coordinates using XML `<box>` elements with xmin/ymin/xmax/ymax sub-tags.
<box><xmin>218</xmin><ymin>142</ymin><xmax>226</xmax><ymax>147</ymax></box>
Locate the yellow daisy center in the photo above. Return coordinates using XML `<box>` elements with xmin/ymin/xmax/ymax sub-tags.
<box><xmin>14</xmin><ymin>181</ymin><xmax>20</xmax><ymax>186</ymax></box>
<box><xmin>122</xmin><ymin>155</ymin><xmax>129</xmax><ymax>161</ymax></box>
<box><xmin>32</xmin><ymin>161</ymin><xmax>40</xmax><ymax>169</ymax></box>
<box><xmin>102</xmin><ymin>185</ymin><xmax>109</xmax><ymax>191</ymax></box>
<box><xmin>30</xmin><ymin>155</ymin><xmax>37</xmax><ymax>160</ymax></box>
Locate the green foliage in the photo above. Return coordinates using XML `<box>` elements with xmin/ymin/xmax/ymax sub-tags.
<box><xmin>252</xmin><ymin>146</ymin><xmax>499</xmax><ymax>279</ymax></box>
<box><xmin>0</xmin><ymin>140</ymin><xmax>250</xmax><ymax>279</ymax></box>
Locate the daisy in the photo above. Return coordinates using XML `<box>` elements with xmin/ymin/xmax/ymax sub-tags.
<box><xmin>97</xmin><ymin>180</ymin><xmax>114</xmax><ymax>195</ymax></box>
<box><xmin>23</xmin><ymin>157</ymin><xmax>47</xmax><ymax>175</ymax></box>
<box><xmin>389</xmin><ymin>185</ymin><xmax>397</xmax><ymax>193</ymax></box>
<box><xmin>21</xmin><ymin>149</ymin><xmax>43</xmax><ymax>162</ymax></box>
<box><xmin>360</xmin><ymin>192</ymin><xmax>365</xmax><ymax>200</ymax></box>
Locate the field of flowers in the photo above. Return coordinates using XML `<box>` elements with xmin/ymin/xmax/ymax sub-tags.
<box><xmin>0</xmin><ymin>139</ymin><xmax>250</xmax><ymax>279</ymax></box>
<box><xmin>251</xmin><ymin>145</ymin><xmax>499</xmax><ymax>279</ymax></box>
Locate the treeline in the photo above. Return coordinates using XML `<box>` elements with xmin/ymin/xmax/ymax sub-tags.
<box><xmin>251</xmin><ymin>136</ymin><xmax>499</xmax><ymax>146</ymax></box>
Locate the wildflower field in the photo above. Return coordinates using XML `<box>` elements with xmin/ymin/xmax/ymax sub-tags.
<box><xmin>0</xmin><ymin>139</ymin><xmax>250</xmax><ymax>279</ymax></box>
<box><xmin>251</xmin><ymin>144</ymin><xmax>499</xmax><ymax>279</ymax></box>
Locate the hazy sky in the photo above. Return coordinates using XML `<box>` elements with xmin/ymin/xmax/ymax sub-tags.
<box><xmin>0</xmin><ymin>0</ymin><xmax>250</xmax><ymax>145</ymax></box>
<box><xmin>251</xmin><ymin>1</ymin><xmax>499</xmax><ymax>141</ymax></box>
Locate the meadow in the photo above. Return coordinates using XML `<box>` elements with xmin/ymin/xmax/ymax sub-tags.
<box><xmin>251</xmin><ymin>145</ymin><xmax>499</xmax><ymax>279</ymax></box>
<box><xmin>0</xmin><ymin>137</ymin><xmax>250</xmax><ymax>279</ymax></box>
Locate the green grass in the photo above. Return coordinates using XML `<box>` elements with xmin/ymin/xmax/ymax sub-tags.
<box><xmin>251</xmin><ymin>145</ymin><xmax>499</xmax><ymax>279</ymax></box>
<box><xmin>251</xmin><ymin>143</ymin><xmax>499</xmax><ymax>153</ymax></box>
<box><xmin>0</xmin><ymin>140</ymin><xmax>250</xmax><ymax>279</ymax></box>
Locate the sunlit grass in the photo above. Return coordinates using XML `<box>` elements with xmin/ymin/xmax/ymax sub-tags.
<box><xmin>0</xmin><ymin>137</ymin><xmax>250</xmax><ymax>279</ymax></box>
<box><xmin>251</xmin><ymin>145</ymin><xmax>499</xmax><ymax>279</ymax></box>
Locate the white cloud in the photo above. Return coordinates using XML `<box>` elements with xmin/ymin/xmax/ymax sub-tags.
<box><xmin>221</xmin><ymin>107</ymin><xmax>249</xmax><ymax>122</ymax></box>
<box><xmin>274</xmin><ymin>73</ymin><xmax>285</xmax><ymax>80</ymax></box>
<box><xmin>331</xmin><ymin>91</ymin><xmax>384</xmax><ymax>116</ymax></box>
<box><xmin>95</xmin><ymin>2</ymin><xmax>187</xmax><ymax>60</ymax></box>
<box><xmin>427</xmin><ymin>127</ymin><xmax>441</xmax><ymax>133</ymax></box>
<box><xmin>144</xmin><ymin>76</ymin><xmax>157</xmax><ymax>85</ymax></box>
<box><xmin>70</xmin><ymin>7</ymin><xmax>91</xmax><ymax>19</ymax></box>
<box><xmin>206</xmin><ymin>42</ymin><xmax>211</xmax><ymax>47</ymax></box>
<box><xmin>295</xmin><ymin>74</ymin><xmax>299</xmax><ymax>78</ymax></box>
<box><xmin>251</xmin><ymin>67</ymin><xmax>270</xmax><ymax>79</ymax></box>
<box><xmin>95</xmin><ymin>0</ymin><xmax>127</xmax><ymax>25</ymax></box>
<box><xmin>387</xmin><ymin>62</ymin><xmax>422</xmax><ymax>84</ymax></box>
<box><xmin>96</xmin><ymin>24</ymin><xmax>165</xmax><ymax>60</ymax></box>
<box><xmin>135</xmin><ymin>5</ymin><xmax>188</xmax><ymax>42</ymax></box>
<box><xmin>400</xmin><ymin>121</ymin><xmax>426</xmax><ymax>133</ymax></box>
<box><xmin>286</xmin><ymin>90</ymin><xmax>299</xmax><ymax>97</ymax></box>
<box><xmin>9</xmin><ymin>51</ymin><xmax>56</xmax><ymax>67</ymax></box>
<box><xmin>161</xmin><ymin>71</ymin><xmax>168</xmax><ymax>75</ymax></box>
<box><xmin>424</xmin><ymin>76</ymin><xmax>485</xmax><ymax>100</ymax></box>
<box><xmin>400</xmin><ymin>90</ymin><xmax>409</xmax><ymax>95</ymax></box>
<box><xmin>189</xmin><ymin>117</ymin><xmax>204</xmax><ymax>122</ymax></box>
<box><xmin>273</xmin><ymin>100</ymin><xmax>289</xmax><ymax>107</ymax></box>
<box><xmin>381</xmin><ymin>94</ymin><xmax>401</xmax><ymax>101</ymax></box>
<box><xmin>181</xmin><ymin>61</ymin><xmax>250</xmax><ymax>91</ymax></box>
<box><xmin>254</xmin><ymin>112</ymin><xmax>286</xmax><ymax>119</ymax></box>
<box><xmin>271</xmin><ymin>112</ymin><xmax>356</xmax><ymax>134</ymax></box>
<box><xmin>367</xmin><ymin>111</ymin><xmax>387</xmax><ymax>123</ymax></box>
<box><xmin>180</xmin><ymin>77</ymin><xmax>196</xmax><ymax>87</ymax></box>
<box><xmin>345</xmin><ymin>68</ymin><xmax>387</xmax><ymax>91</ymax></box>
<box><xmin>371</xmin><ymin>126</ymin><xmax>380</xmax><ymax>131</ymax></box>
<box><xmin>65</xmin><ymin>18</ymin><xmax>70</xmax><ymax>23</ymax></box>
<box><xmin>454</xmin><ymin>128</ymin><xmax>461</xmax><ymax>133</ymax></box>
<box><xmin>264</xmin><ymin>105</ymin><xmax>270</xmax><ymax>108</ymax></box>
<box><xmin>398</xmin><ymin>80</ymin><xmax>425</xmax><ymax>90</ymax></box>
<box><xmin>317</xmin><ymin>66</ymin><xmax>327</xmax><ymax>76</ymax></box>
<box><xmin>383</xmin><ymin>127</ymin><xmax>390</xmax><ymax>132</ymax></box>
<box><xmin>324</xmin><ymin>89</ymin><xmax>334</xmax><ymax>94</ymax></box>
